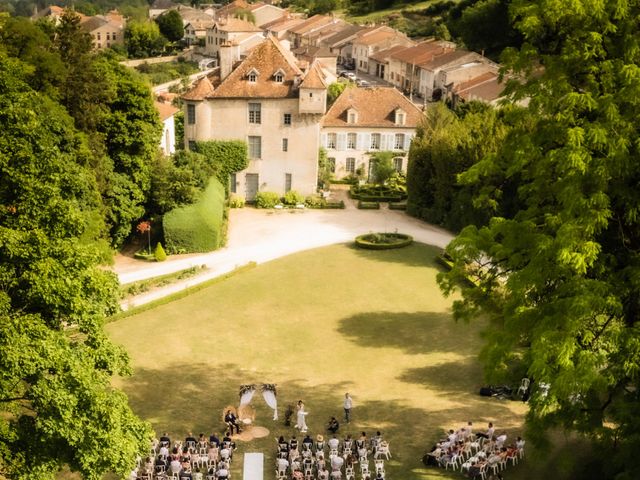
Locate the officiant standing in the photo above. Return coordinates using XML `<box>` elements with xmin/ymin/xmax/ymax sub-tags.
<box><xmin>295</xmin><ymin>400</ymin><xmax>308</xmax><ymax>433</ymax></box>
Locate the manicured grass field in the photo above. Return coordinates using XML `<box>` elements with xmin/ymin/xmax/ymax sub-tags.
<box><xmin>107</xmin><ymin>243</ymin><xmax>530</xmax><ymax>479</ymax></box>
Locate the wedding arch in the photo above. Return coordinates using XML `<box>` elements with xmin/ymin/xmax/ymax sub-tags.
<box><xmin>239</xmin><ymin>384</ymin><xmax>278</xmax><ymax>420</ymax></box>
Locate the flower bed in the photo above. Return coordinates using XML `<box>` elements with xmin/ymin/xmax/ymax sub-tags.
<box><xmin>355</xmin><ymin>232</ymin><xmax>413</xmax><ymax>250</ymax></box>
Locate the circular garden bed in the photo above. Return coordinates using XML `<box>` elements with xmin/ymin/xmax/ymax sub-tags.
<box><xmin>355</xmin><ymin>232</ymin><xmax>413</xmax><ymax>250</ymax></box>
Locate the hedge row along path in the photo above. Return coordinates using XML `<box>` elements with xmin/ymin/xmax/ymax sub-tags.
<box><xmin>114</xmin><ymin>188</ymin><xmax>453</xmax><ymax>310</ymax></box>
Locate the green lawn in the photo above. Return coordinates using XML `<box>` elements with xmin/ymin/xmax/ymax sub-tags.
<box><xmin>107</xmin><ymin>243</ymin><xmax>531</xmax><ymax>479</ymax></box>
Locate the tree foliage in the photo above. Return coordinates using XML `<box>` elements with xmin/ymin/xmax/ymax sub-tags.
<box><xmin>0</xmin><ymin>52</ymin><xmax>151</xmax><ymax>480</ymax></box>
<box><xmin>194</xmin><ymin>140</ymin><xmax>249</xmax><ymax>191</ymax></box>
<box><xmin>155</xmin><ymin>9</ymin><xmax>184</xmax><ymax>43</ymax></box>
<box><xmin>407</xmin><ymin>102</ymin><xmax>512</xmax><ymax>231</ymax></box>
<box><xmin>369</xmin><ymin>151</ymin><xmax>396</xmax><ymax>186</ymax></box>
<box><xmin>125</xmin><ymin>20</ymin><xmax>167</xmax><ymax>58</ymax></box>
<box><xmin>437</xmin><ymin>1</ymin><xmax>640</xmax><ymax>477</ymax></box>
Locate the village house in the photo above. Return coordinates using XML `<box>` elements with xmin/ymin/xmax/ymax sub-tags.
<box><xmin>417</xmin><ymin>50</ymin><xmax>478</xmax><ymax>100</ymax></box>
<box><xmin>261</xmin><ymin>15</ymin><xmax>306</xmax><ymax>41</ymax></box>
<box><xmin>352</xmin><ymin>26</ymin><xmax>414</xmax><ymax>76</ymax></box>
<box><xmin>205</xmin><ymin>17</ymin><xmax>264</xmax><ymax>60</ymax></box>
<box><xmin>321</xmin><ymin>87</ymin><xmax>421</xmax><ymax>180</ymax></box>
<box><xmin>155</xmin><ymin>95</ymin><xmax>180</xmax><ymax>156</ymax></box>
<box><xmin>320</xmin><ymin>24</ymin><xmax>366</xmax><ymax>65</ymax></box>
<box><xmin>149</xmin><ymin>0</ymin><xmax>177</xmax><ymax>19</ymax></box>
<box><xmin>183</xmin><ymin>36</ymin><xmax>327</xmax><ymax>200</ymax></box>
<box><xmin>386</xmin><ymin>41</ymin><xmax>454</xmax><ymax>94</ymax></box>
<box><xmin>288</xmin><ymin>14</ymin><xmax>340</xmax><ymax>49</ymax></box>
<box><xmin>80</xmin><ymin>11</ymin><xmax>126</xmax><ymax>50</ymax></box>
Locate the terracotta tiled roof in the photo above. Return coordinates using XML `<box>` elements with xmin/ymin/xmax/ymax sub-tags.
<box><xmin>216</xmin><ymin>17</ymin><xmax>262</xmax><ymax>32</ymax></box>
<box><xmin>262</xmin><ymin>16</ymin><xmax>305</xmax><ymax>32</ymax></box>
<box><xmin>187</xmin><ymin>18</ymin><xmax>215</xmax><ymax>30</ymax></box>
<box><xmin>289</xmin><ymin>14</ymin><xmax>335</xmax><ymax>35</ymax></box>
<box><xmin>322</xmin><ymin>24</ymin><xmax>366</xmax><ymax>48</ymax></box>
<box><xmin>389</xmin><ymin>41</ymin><xmax>451</xmax><ymax>64</ymax></box>
<box><xmin>418</xmin><ymin>50</ymin><xmax>475</xmax><ymax>70</ymax></box>
<box><xmin>216</xmin><ymin>0</ymin><xmax>249</xmax><ymax>17</ymax></box>
<box><xmin>155</xmin><ymin>100</ymin><xmax>180</xmax><ymax>121</ymax></box>
<box><xmin>369</xmin><ymin>44</ymin><xmax>409</xmax><ymax>63</ymax></box>
<box><xmin>182</xmin><ymin>75</ymin><xmax>216</xmax><ymax>101</ymax></box>
<box><xmin>80</xmin><ymin>16</ymin><xmax>109</xmax><ymax>32</ymax></box>
<box><xmin>300</xmin><ymin>61</ymin><xmax>327</xmax><ymax>89</ymax></box>
<box><xmin>354</xmin><ymin>27</ymin><xmax>404</xmax><ymax>46</ymax></box>
<box><xmin>210</xmin><ymin>36</ymin><xmax>303</xmax><ymax>99</ymax></box>
<box><xmin>454</xmin><ymin>71</ymin><xmax>505</xmax><ymax>102</ymax></box>
<box><xmin>322</xmin><ymin>87</ymin><xmax>422</xmax><ymax>128</ymax></box>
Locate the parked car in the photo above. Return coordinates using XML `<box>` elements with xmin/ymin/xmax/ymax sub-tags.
<box><xmin>357</xmin><ymin>79</ymin><xmax>371</xmax><ymax>87</ymax></box>
<box><xmin>343</xmin><ymin>72</ymin><xmax>356</xmax><ymax>81</ymax></box>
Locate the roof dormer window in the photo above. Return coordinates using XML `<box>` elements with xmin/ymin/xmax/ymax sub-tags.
<box><xmin>273</xmin><ymin>69</ymin><xmax>285</xmax><ymax>83</ymax></box>
<box><xmin>395</xmin><ymin>108</ymin><xmax>406</xmax><ymax>126</ymax></box>
<box><xmin>347</xmin><ymin>108</ymin><xmax>358</xmax><ymax>124</ymax></box>
<box><xmin>247</xmin><ymin>68</ymin><xmax>259</xmax><ymax>83</ymax></box>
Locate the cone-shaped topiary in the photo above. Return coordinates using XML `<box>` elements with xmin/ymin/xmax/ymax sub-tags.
<box><xmin>155</xmin><ymin>242</ymin><xmax>167</xmax><ymax>262</ymax></box>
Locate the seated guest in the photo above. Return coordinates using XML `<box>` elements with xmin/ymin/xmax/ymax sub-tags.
<box><xmin>179</xmin><ymin>468</ymin><xmax>192</xmax><ymax>480</ymax></box>
<box><xmin>198</xmin><ymin>434</ymin><xmax>208</xmax><ymax>449</ymax></box>
<box><xmin>328</xmin><ymin>434</ymin><xmax>340</xmax><ymax>451</ymax></box>
<box><xmin>159</xmin><ymin>444</ymin><xmax>169</xmax><ymax>458</ymax></box>
<box><xmin>302</xmin><ymin>434</ymin><xmax>314</xmax><ymax>450</ymax></box>
<box><xmin>222</xmin><ymin>432</ymin><xmax>236</xmax><ymax>450</ymax></box>
<box><xmin>209</xmin><ymin>433</ymin><xmax>220</xmax><ymax>447</ymax></box>
<box><xmin>330</xmin><ymin>470</ymin><xmax>342</xmax><ymax>480</ymax></box>
<box><xmin>278</xmin><ymin>435</ymin><xmax>289</xmax><ymax>454</ymax></box>
<box><xmin>292</xmin><ymin>469</ymin><xmax>304</xmax><ymax>480</ymax></box>
<box><xmin>160</xmin><ymin>433</ymin><xmax>171</xmax><ymax>448</ymax></box>
<box><xmin>467</xmin><ymin>461</ymin><xmax>481</xmax><ymax>478</ymax></box>
<box><xmin>192</xmin><ymin>467</ymin><xmax>203</xmax><ymax>480</ymax></box>
<box><xmin>328</xmin><ymin>417</ymin><xmax>340</xmax><ymax>434</ymax></box>
<box><xmin>216</xmin><ymin>464</ymin><xmax>229</xmax><ymax>480</ymax></box>
<box><xmin>185</xmin><ymin>432</ymin><xmax>197</xmax><ymax>447</ymax></box>
<box><xmin>277</xmin><ymin>456</ymin><xmax>290</xmax><ymax>472</ymax></box>
<box><xmin>331</xmin><ymin>454</ymin><xmax>344</xmax><ymax>471</ymax></box>
<box><xmin>343</xmin><ymin>434</ymin><xmax>353</xmax><ymax>450</ymax></box>
<box><xmin>316</xmin><ymin>434</ymin><xmax>326</xmax><ymax>452</ymax></box>
<box><xmin>290</xmin><ymin>435</ymin><xmax>299</xmax><ymax>451</ymax></box>
<box><xmin>475</xmin><ymin>422</ymin><xmax>494</xmax><ymax>439</ymax></box>
<box><xmin>356</xmin><ymin>432</ymin><xmax>367</xmax><ymax>450</ymax></box>
<box><xmin>169</xmin><ymin>458</ymin><xmax>182</xmax><ymax>475</ymax></box>
<box><xmin>224</xmin><ymin>410</ymin><xmax>240</xmax><ymax>434</ymax></box>
<box><xmin>495</xmin><ymin>432</ymin><xmax>507</xmax><ymax>448</ymax></box>
<box><xmin>207</xmin><ymin>444</ymin><xmax>219</xmax><ymax>462</ymax></box>
<box><xmin>318</xmin><ymin>466</ymin><xmax>329</xmax><ymax>480</ymax></box>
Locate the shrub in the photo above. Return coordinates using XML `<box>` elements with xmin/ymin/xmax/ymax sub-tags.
<box><xmin>357</xmin><ymin>200</ymin><xmax>380</xmax><ymax>210</ymax></box>
<box><xmin>389</xmin><ymin>202</ymin><xmax>408</xmax><ymax>210</ymax></box>
<box><xmin>355</xmin><ymin>232</ymin><xmax>413</xmax><ymax>250</ymax></box>
<box><xmin>255</xmin><ymin>191</ymin><xmax>281</xmax><ymax>209</ymax></box>
<box><xmin>229</xmin><ymin>194</ymin><xmax>245</xmax><ymax>208</ymax></box>
<box><xmin>305</xmin><ymin>195</ymin><xmax>325</xmax><ymax>208</ymax></box>
<box><xmin>163</xmin><ymin>177</ymin><xmax>225</xmax><ymax>253</ymax></box>
<box><xmin>283</xmin><ymin>190</ymin><xmax>305</xmax><ymax>206</ymax></box>
<box><xmin>133</xmin><ymin>250</ymin><xmax>155</xmax><ymax>261</ymax></box>
<box><xmin>155</xmin><ymin>242</ymin><xmax>167</xmax><ymax>261</ymax></box>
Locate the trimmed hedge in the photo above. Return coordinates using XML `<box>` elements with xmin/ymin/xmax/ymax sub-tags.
<box><xmin>350</xmin><ymin>184</ymin><xmax>407</xmax><ymax>201</ymax></box>
<box><xmin>305</xmin><ymin>195</ymin><xmax>345</xmax><ymax>209</ymax></box>
<box><xmin>357</xmin><ymin>200</ymin><xmax>380</xmax><ymax>210</ymax></box>
<box><xmin>389</xmin><ymin>202</ymin><xmax>408</xmax><ymax>210</ymax></box>
<box><xmin>355</xmin><ymin>233</ymin><xmax>413</xmax><ymax>250</ymax></box>
<box><xmin>163</xmin><ymin>177</ymin><xmax>225</xmax><ymax>253</ymax></box>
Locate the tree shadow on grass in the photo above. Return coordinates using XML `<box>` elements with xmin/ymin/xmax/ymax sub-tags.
<box><xmin>337</xmin><ymin>311</ymin><xmax>484</xmax><ymax>355</ymax></box>
<box><xmin>121</xmin><ymin>362</ymin><xmax>520</xmax><ymax>480</ymax></box>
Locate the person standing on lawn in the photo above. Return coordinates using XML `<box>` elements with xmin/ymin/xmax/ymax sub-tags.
<box><xmin>344</xmin><ymin>393</ymin><xmax>353</xmax><ymax>423</ymax></box>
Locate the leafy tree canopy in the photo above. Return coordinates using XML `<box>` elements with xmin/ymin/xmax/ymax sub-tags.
<box><xmin>0</xmin><ymin>52</ymin><xmax>151</xmax><ymax>479</ymax></box>
<box><xmin>438</xmin><ymin>1</ymin><xmax>640</xmax><ymax>477</ymax></box>
<box><xmin>155</xmin><ymin>9</ymin><xmax>184</xmax><ymax>43</ymax></box>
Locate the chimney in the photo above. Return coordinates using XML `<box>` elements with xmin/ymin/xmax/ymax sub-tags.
<box><xmin>219</xmin><ymin>42</ymin><xmax>234</xmax><ymax>80</ymax></box>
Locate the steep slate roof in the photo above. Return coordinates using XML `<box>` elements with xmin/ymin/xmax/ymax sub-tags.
<box><xmin>322</xmin><ymin>87</ymin><xmax>422</xmax><ymax>128</ymax></box>
<box><xmin>299</xmin><ymin>61</ymin><xmax>327</xmax><ymax>89</ymax></box>
<box><xmin>210</xmin><ymin>36</ymin><xmax>303</xmax><ymax>99</ymax></box>
<box><xmin>216</xmin><ymin>17</ymin><xmax>262</xmax><ymax>32</ymax></box>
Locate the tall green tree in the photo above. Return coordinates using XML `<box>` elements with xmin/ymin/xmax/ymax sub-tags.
<box><xmin>0</xmin><ymin>53</ymin><xmax>151</xmax><ymax>480</ymax></box>
<box><xmin>155</xmin><ymin>9</ymin><xmax>184</xmax><ymax>43</ymax></box>
<box><xmin>438</xmin><ymin>1</ymin><xmax>640</xmax><ymax>477</ymax></box>
<box><xmin>125</xmin><ymin>20</ymin><xmax>167</xmax><ymax>58</ymax></box>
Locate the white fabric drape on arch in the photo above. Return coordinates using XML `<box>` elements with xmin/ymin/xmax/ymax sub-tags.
<box><xmin>262</xmin><ymin>390</ymin><xmax>278</xmax><ymax>420</ymax></box>
<box><xmin>240</xmin><ymin>389</ymin><xmax>256</xmax><ymax>406</ymax></box>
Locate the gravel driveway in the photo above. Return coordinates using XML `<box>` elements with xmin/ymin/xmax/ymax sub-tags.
<box><xmin>115</xmin><ymin>197</ymin><xmax>454</xmax><ymax>309</ymax></box>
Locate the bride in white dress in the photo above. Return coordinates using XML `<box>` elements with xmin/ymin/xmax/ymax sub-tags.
<box><xmin>295</xmin><ymin>400</ymin><xmax>308</xmax><ymax>433</ymax></box>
